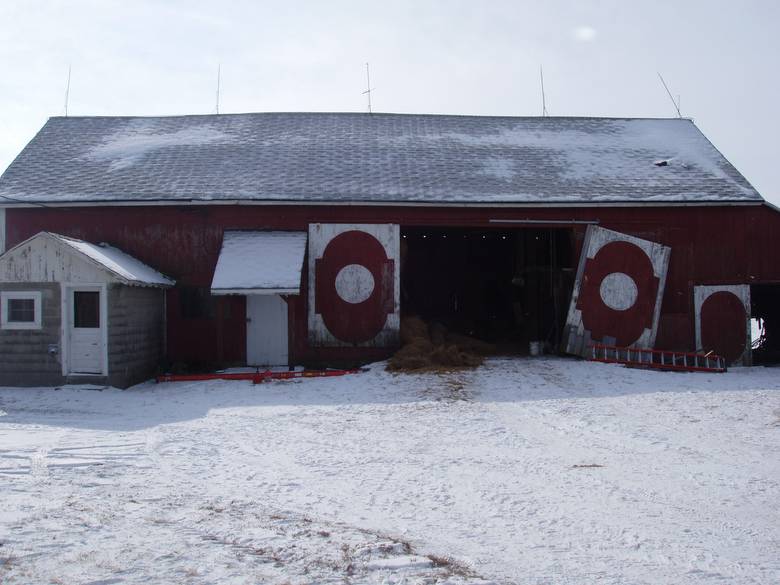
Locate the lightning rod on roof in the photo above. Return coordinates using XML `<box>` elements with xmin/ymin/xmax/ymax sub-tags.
<box><xmin>64</xmin><ymin>65</ymin><xmax>71</xmax><ymax>117</ymax></box>
<box><xmin>215</xmin><ymin>64</ymin><xmax>221</xmax><ymax>114</ymax></box>
<box><xmin>362</xmin><ymin>62</ymin><xmax>374</xmax><ymax>114</ymax></box>
<box><xmin>657</xmin><ymin>72</ymin><xmax>682</xmax><ymax>118</ymax></box>
<box><xmin>540</xmin><ymin>66</ymin><xmax>548</xmax><ymax>117</ymax></box>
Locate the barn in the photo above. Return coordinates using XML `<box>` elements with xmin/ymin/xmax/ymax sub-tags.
<box><xmin>0</xmin><ymin>112</ymin><xmax>778</xmax><ymax>387</ymax></box>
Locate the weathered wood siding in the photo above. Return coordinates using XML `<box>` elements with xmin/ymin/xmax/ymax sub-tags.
<box><xmin>0</xmin><ymin>282</ymin><xmax>63</xmax><ymax>386</ymax></box>
<box><xmin>0</xmin><ymin>234</ymin><xmax>109</xmax><ymax>284</ymax></box>
<box><xmin>107</xmin><ymin>284</ymin><xmax>165</xmax><ymax>387</ymax></box>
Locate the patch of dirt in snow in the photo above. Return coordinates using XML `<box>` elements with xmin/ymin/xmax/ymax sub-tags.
<box><xmin>417</xmin><ymin>374</ymin><xmax>476</xmax><ymax>403</ymax></box>
<box><xmin>1</xmin><ymin>494</ymin><xmax>491</xmax><ymax>584</ymax></box>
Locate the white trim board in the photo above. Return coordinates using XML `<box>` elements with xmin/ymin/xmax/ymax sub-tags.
<box><xmin>1</xmin><ymin>290</ymin><xmax>42</xmax><ymax>330</ymax></box>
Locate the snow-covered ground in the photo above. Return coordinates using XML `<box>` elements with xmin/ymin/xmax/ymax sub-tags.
<box><xmin>1</xmin><ymin>358</ymin><xmax>779</xmax><ymax>584</ymax></box>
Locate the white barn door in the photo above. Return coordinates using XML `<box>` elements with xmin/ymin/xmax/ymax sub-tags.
<box><xmin>246</xmin><ymin>295</ymin><xmax>289</xmax><ymax>367</ymax></box>
<box><xmin>68</xmin><ymin>287</ymin><xmax>105</xmax><ymax>374</ymax></box>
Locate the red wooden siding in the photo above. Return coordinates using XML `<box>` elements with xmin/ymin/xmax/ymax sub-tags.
<box><xmin>6</xmin><ymin>203</ymin><xmax>780</xmax><ymax>365</ymax></box>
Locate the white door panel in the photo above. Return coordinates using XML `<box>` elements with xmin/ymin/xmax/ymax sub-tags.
<box><xmin>70</xmin><ymin>329</ymin><xmax>102</xmax><ymax>373</ymax></box>
<box><xmin>246</xmin><ymin>295</ymin><xmax>288</xmax><ymax>366</ymax></box>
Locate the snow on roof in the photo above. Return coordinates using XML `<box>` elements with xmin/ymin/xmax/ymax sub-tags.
<box><xmin>210</xmin><ymin>231</ymin><xmax>307</xmax><ymax>294</ymax></box>
<box><xmin>52</xmin><ymin>233</ymin><xmax>174</xmax><ymax>287</ymax></box>
<box><xmin>87</xmin><ymin>122</ymin><xmax>233</xmax><ymax>171</ymax></box>
<box><xmin>0</xmin><ymin>113</ymin><xmax>763</xmax><ymax>206</ymax></box>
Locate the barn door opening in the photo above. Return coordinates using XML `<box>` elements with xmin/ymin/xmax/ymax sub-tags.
<box><xmin>563</xmin><ymin>226</ymin><xmax>671</xmax><ymax>357</ymax></box>
<box><xmin>246</xmin><ymin>294</ymin><xmax>289</xmax><ymax>367</ymax></box>
<box><xmin>749</xmin><ymin>283</ymin><xmax>780</xmax><ymax>365</ymax></box>
<box><xmin>400</xmin><ymin>227</ymin><xmax>575</xmax><ymax>353</ymax></box>
<box><xmin>67</xmin><ymin>286</ymin><xmax>106</xmax><ymax>375</ymax></box>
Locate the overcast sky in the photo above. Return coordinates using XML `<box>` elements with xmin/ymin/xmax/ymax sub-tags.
<box><xmin>1</xmin><ymin>0</ymin><xmax>778</xmax><ymax>204</ymax></box>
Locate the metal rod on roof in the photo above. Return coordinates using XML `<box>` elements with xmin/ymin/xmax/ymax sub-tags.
<box><xmin>64</xmin><ymin>65</ymin><xmax>71</xmax><ymax>117</ymax></box>
<box><xmin>215</xmin><ymin>64</ymin><xmax>221</xmax><ymax>114</ymax></box>
<box><xmin>657</xmin><ymin>72</ymin><xmax>682</xmax><ymax>118</ymax></box>
<box><xmin>540</xmin><ymin>66</ymin><xmax>548</xmax><ymax>117</ymax></box>
<box><xmin>362</xmin><ymin>62</ymin><xmax>374</xmax><ymax>114</ymax></box>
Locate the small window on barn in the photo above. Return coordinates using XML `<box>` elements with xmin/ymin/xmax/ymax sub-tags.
<box><xmin>1</xmin><ymin>291</ymin><xmax>42</xmax><ymax>330</ymax></box>
<box><xmin>179</xmin><ymin>286</ymin><xmax>215</xmax><ymax>320</ymax></box>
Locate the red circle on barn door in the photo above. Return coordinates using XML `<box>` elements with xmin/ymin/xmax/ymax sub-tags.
<box><xmin>700</xmin><ymin>291</ymin><xmax>747</xmax><ymax>363</ymax></box>
<box><xmin>314</xmin><ymin>230</ymin><xmax>395</xmax><ymax>343</ymax></box>
<box><xmin>576</xmin><ymin>241</ymin><xmax>660</xmax><ymax>346</ymax></box>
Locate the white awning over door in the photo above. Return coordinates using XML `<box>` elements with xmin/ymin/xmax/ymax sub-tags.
<box><xmin>210</xmin><ymin>231</ymin><xmax>307</xmax><ymax>295</ymax></box>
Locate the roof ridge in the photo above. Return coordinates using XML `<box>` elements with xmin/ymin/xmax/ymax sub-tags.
<box><xmin>48</xmin><ymin>111</ymin><xmax>692</xmax><ymax>122</ymax></box>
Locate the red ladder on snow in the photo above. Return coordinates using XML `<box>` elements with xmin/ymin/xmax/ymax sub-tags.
<box><xmin>589</xmin><ymin>343</ymin><xmax>726</xmax><ymax>373</ymax></box>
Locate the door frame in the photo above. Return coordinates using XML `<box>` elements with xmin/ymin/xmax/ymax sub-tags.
<box><xmin>61</xmin><ymin>283</ymin><xmax>109</xmax><ymax>376</ymax></box>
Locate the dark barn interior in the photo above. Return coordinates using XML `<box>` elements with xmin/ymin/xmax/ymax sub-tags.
<box><xmin>751</xmin><ymin>283</ymin><xmax>780</xmax><ymax>364</ymax></box>
<box><xmin>400</xmin><ymin>227</ymin><xmax>575</xmax><ymax>353</ymax></box>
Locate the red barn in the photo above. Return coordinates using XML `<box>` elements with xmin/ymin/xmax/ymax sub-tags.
<box><xmin>0</xmin><ymin>113</ymin><xmax>778</xmax><ymax>386</ymax></box>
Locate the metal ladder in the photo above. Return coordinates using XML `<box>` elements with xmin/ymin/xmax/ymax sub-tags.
<box><xmin>590</xmin><ymin>343</ymin><xmax>726</xmax><ymax>373</ymax></box>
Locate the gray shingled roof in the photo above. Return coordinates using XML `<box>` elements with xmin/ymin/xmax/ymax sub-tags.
<box><xmin>0</xmin><ymin>112</ymin><xmax>763</xmax><ymax>205</ymax></box>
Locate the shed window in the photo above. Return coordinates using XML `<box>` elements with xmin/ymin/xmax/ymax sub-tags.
<box><xmin>9</xmin><ymin>298</ymin><xmax>35</xmax><ymax>322</ymax></box>
<box><xmin>1</xmin><ymin>291</ymin><xmax>42</xmax><ymax>330</ymax></box>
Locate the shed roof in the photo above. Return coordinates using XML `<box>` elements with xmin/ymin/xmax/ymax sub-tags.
<box><xmin>53</xmin><ymin>234</ymin><xmax>175</xmax><ymax>286</ymax></box>
<box><xmin>0</xmin><ymin>112</ymin><xmax>763</xmax><ymax>206</ymax></box>
<box><xmin>210</xmin><ymin>230</ymin><xmax>307</xmax><ymax>294</ymax></box>
<box><xmin>0</xmin><ymin>231</ymin><xmax>174</xmax><ymax>287</ymax></box>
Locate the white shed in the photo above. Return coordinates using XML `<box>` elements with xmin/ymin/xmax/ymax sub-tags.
<box><xmin>0</xmin><ymin>231</ymin><xmax>174</xmax><ymax>387</ymax></box>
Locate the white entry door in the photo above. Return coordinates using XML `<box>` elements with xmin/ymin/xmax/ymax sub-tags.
<box><xmin>246</xmin><ymin>295</ymin><xmax>289</xmax><ymax>367</ymax></box>
<box><xmin>68</xmin><ymin>288</ymin><xmax>105</xmax><ymax>374</ymax></box>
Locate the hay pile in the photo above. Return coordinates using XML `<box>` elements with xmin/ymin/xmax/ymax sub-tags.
<box><xmin>387</xmin><ymin>316</ymin><xmax>495</xmax><ymax>371</ymax></box>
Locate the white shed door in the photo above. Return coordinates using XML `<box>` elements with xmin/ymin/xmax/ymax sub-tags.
<box><xmin>246</xmin><ymin>295</ymin><xmax>289</xmax><ymax>367</ymax></box>
<box><xmin>68</xmin><ymin>289</ymin><xmax>104</xmax><ymax>374</ymax></box>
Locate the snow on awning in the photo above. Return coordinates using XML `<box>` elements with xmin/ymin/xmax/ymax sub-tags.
<box><xmin>210</xmin><ymin>231</ymin><xmax>307</xmax><ymax>295</ymax></box>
